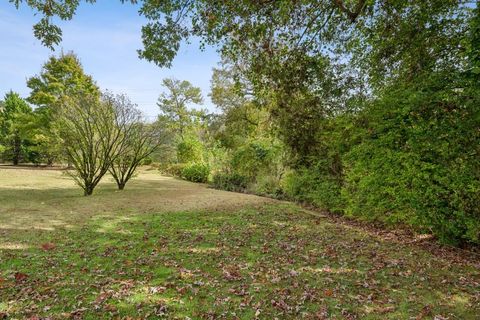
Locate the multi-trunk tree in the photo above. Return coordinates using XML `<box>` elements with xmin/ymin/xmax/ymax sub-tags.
<box><xmin>58</xmin><ymin>93</ymin><xmax>124</xmax><ymax>196</ymax></box>
<box><xmin>108</xmin><ymin>94</ymin><xmax>165</xmax><ymax>190</ymax></box>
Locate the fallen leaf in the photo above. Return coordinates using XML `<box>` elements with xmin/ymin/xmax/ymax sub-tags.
<box><xmin>41</xmin><ymin>242</ymin><xmax>56</xmax><ymax>251</ymax></box>
<box><xmin>14</xmin><ymin>272</ymin><xmax>28</xmax><ymax>282</ymax></box>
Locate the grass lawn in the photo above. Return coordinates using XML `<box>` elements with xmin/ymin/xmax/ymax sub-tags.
<box><xmin>0</xmin><ymin>168</ymin><xmax>479</xmax><ymax>319</ymax></box>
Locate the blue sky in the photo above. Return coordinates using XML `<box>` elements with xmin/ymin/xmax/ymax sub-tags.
<box><xmin>0</xmin><ymin>1</ymin><xmax>220</xmax><ymax>119</ymax></box>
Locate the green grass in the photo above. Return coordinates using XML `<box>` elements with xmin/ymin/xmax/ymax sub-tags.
<box><xmin>0</xmin><ymin>168</ymin><xmax>479</xmax><ymax>319</ymax></box>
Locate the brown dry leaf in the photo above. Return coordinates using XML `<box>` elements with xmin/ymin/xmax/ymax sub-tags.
<box><xmin>104</xmin><ymin>304</ymin><xmax>117</xmax><ymax>312</ymax></box>
<box><xmin>324</xmin><ymin>289</ymin><xmax>333</xmax><ymax>297</ymax></box>
<box><xmin>416</xmin><ymin>305</ymin><xmax>432</xmax><ymax>320</ymax></box>
<box><xmin>14</xmin><ymin>272</ymin><xmax>28</xmax><ymax>282</ymax></box>
<box><xmin>41</xmin><ymin>242</ymin><xmax>56</xmax><ymax>251</ymax></box>
<box><xmin>378</xmin><ymin>306</ymin><xmax>395</xmax><ymax>314</ymax></box>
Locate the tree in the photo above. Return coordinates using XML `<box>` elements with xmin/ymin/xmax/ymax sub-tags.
<box><xmin>27</xmin><ymin>52</ymin><xmax>99</xmax><ymax>110</ymax></box>
<box><xmin>108</xmin><ymin>94</ymin><xmax>165</xmax><ymax>190</ymax></box>
<box><xmin>0</xmin><ymin>101</ymin><xmax>4</xmax><ymax>154</ymax></box>
<box><xmin>27</xmin><ymin>52</ymin><xmax>100</xmax><ymax>164</ymax></box>
<box><xmin>58</xmin><ymin>93</ymin><xmax>125</xmax><ymax>196</ymax></box>
<box><xmin>157</xmin><ymin>78</ymin><xmax>204</xmax><ymax>141</ymax></box>
<box><xmin>0</xmin><ymin>91</ymin><xmax>33</xmax><ymax>165</ymax></box>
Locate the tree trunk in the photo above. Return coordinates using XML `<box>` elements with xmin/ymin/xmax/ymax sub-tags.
<box><xmin>84</xmin><ymin>185</ymin><xmax>94</xmax><ymax>196</ymax></box>
<box><xmin>118</xmin><ymin>182</ymin><xmax>125</xmax><ymax>190</ymax></box>
<box><xmin>13</xmin><ymin>134</ymin><xmax>21</xmax><ymax>165</ymax></box>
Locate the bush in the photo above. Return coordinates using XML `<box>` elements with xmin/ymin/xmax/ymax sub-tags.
<box><xmin>342</xmin><ymin>79</ymin><xmax>480</xmax><ymax>245</ymax></box>
<box><xmin>159</xmin><ymin>163</ymin><xmax>186</xmax><ymax>177</ymax></box>
<box><xmin>253</xmin><ymin>175</ymin><xmax>283</xmax><ymax>198</ymax></box>
<box><xmin>230</xmin><ymin>139</ymin><xmax>283</xmax><ymax>181</ymax></box>
<box><xmin>141</xmin><ymin>157</ymin><xmax>153</xmax><ymax>165</ymax></box>
<box><xmin>177</xmin><ymin>138</ymin><xmax>203</xmax><ymax>163</ymax></box>
<box><xmin>283</xmin><ymin>167</ymin><xmax>344</xmax><ymax>213</ymax></box>
<box><xmin>211</xmin><ymin>172</ymin><xmax>249</xmax><ymax>192</ymax></box>
<box><xmin>181</xmin><ymin>163</ymin><xmax>210</xmax><ymax>183</ymax></box>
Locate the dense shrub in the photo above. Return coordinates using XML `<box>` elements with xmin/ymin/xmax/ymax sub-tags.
<box><xmin>211</xmin><ymin>172</ymin><xmax>249</xmax><ymax>192</ymax></box>
<box><xmin>181</xmin><ymin>163</ymin><xmax>210</xmax><ymax>183</ymax></box>
<box><xmin>176</xmin><ymin>138</ymin><xmax>204</xmax><ymax>163</ymax></box>
<box><xmin>159</xmin><ymin>163</ymin><xmax>186</xmax><ymax>177</ymax></box>
<box><xmin>342</xmin><ymin>78</ymin><xmax>480</xmax><ymax>245</ymax></box>
<box><xmin>230</xmin><ymin>139</ymin><xmax>284</xmax><ymax>181</ymax></box>
<box><xmin>283</xmin><ymin>167</ymin><xmax>344</xmax><ymax>213</ymax></box>
<box><xmin>253</xmin><ymin>175</ymin><xmax>283</xmax><ymax>198</ymax></box>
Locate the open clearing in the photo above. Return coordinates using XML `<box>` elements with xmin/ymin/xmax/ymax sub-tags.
<box><xmin>0</xmin><ymin>168</ymin><xmax>479</xmax><ymax>319</ymax></box>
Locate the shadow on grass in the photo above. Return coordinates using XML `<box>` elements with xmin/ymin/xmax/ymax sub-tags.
<box><xmin>0</xmin><ymin>203</ymin><xmax>479</xmax><ymax>319</ymax></box>
<box><xmin>0</xmin><ymin>170</ymin><xmax>268</xmax><ymax>237</ymax></box>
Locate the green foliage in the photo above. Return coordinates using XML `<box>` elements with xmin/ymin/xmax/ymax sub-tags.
<box><xmin>27</xmin><ymin>52</ymin><xmax>99</xmax><ymax>110</ymax></box>
<box><xmin>181</xmin><ymin>162</ymin><xmax>210</xmax><ymax>183</ymax></box>
<box><xmin>252</xmin><ymin>174</ymin><xmax>283</xmax><ymax>198</ymax></box>
<box><xmin>343</xmin><ymin>75</ymin><xmax>480</xmax><ymax>244</ymax></box>
<box><xmin>283</xmin><ymin>167</ymin><xmax>344</xmax><ymax>213</ymax></box>
<box><xmin>141</xmin><ymin>157</ymin><xmax>153</xmax><ymax>165</ymax></box>
<box><xmin>25</xmin><ymin>52</ymin><xmax>100</xmax><ymax>165</ymax></box>
<box><xmin>0</xmin><ymin>91</ymin><xmax>33</xmax><ymax>165</ymax></box>
<box><xmin>157</xmin><ymin>78</ymin><xmax>204</xmax><ymax>141</ymax></box>
<box><xmin>10</xmin><ymin>1</ymin><xmax>480</xmax><ymax>245</ymax></box>
<box><xmin>230</xmin><ymin>139</ymin><xmax>284</xmax><ymax>181</ymax></box>
<box><xmin>176</xmin><ymin>138</ymin><xmax>204</xmax><ymax>163</ymax></box>
<box><xmin>159</xmin><ymin>163</ymin><xmax>187</xmax><ymax>177</ymax></box>
<box><xmin>211</xmin><ymin>172</ymin><xmax>249</xmax><ymax>192</ymax></box>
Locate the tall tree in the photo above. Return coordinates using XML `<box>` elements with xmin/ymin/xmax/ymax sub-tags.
<box><xmin>26</xmin><ymin>52</ymin><xmax>100</xmax><ymax>164</ymax></box>
<box><xmin>27</xmin><ymin>52</ymin><xmax>99</xmax><ymax>111</ymax></box>
<box><xmin>0</xmin><ymin>91</ymin><xmax>33</xmax><ymax>165</ymax></box>
<box><xmin>157</xmin><ymin>78</ymin><xmax>204</xmax><ymax>141</ymax></box>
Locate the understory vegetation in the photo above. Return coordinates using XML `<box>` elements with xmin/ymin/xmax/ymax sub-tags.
<box><xmin>147</xmin><ymin>2</ymin><xmax>480</xmax><ymax>246</ymax></box>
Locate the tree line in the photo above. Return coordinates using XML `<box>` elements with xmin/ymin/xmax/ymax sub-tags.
<box><xmin>0</xmin><ymin>53</ymin><xmax>163</xmax><ymax>195</ymax></box>
<box><xmin>5</xmin><ymin>0</ymin><xmax>480</xmax><ymax>245</ymax></box>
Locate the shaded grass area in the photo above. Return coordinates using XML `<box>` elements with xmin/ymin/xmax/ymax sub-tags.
<box><xmin>0</xmin><ymin>169</ymin><xmax>479</xmax><ymax>319</ymax></box>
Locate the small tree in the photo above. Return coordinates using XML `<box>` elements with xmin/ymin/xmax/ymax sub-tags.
<box><xmin>58</xmin><ymin>93</ymin><xmax>124</xmax><ymax>196</ymax></box>
<box><xmin>108</xmin><ymin>95</ymin><xmax>164</xmax><ymax>190</ymax></box>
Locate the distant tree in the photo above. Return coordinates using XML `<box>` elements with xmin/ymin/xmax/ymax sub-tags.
<box><xmin>27</xmin><ymin>52</ymin><xmax>99</xmax><ymax>110</ymax></box>
<box><xmin>27</xmin><ymin>52</ymin><xmax>99</xmax><ymax>164</ymax></box>
<box><xmin>58</xmin><ymin>93</ymin><xmax>125</xmax><ymax>196</ymax></box>
<box><xmin>0</xmin><ymin>91</ymin><xmax>33</xmax><ymax>165</ymax></box>
<box><xmin>108</xmin><ymin>94</ymin><xmax>165</xmax><ymax>190</ymax></box>
<box><xmin>157</xmin><ymin>78</ymin><xmax>204</xmax><ymax>141</ymax></box>
<box><xmin>0</xmin><ymin>100</ymin><xmax>4</xmax><ymax>154</ymax></box>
